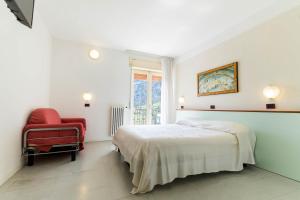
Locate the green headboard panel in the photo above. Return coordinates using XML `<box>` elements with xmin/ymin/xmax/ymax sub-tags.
<box><xmin>176</xmin><ymin>110</ymin><xmax>300</xmax><ymax>181</ymax></box>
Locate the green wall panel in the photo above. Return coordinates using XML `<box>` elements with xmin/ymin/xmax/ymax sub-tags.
<box><xmin>176</xmin><ymin>110</ymin><xmax>300</xmax><ymax>181</ymax></box>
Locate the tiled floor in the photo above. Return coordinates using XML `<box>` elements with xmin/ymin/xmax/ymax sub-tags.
<box><xmin>1</xmin><ymin>141</ymin><xmax>300</xmax><ymax>200</ymax></box>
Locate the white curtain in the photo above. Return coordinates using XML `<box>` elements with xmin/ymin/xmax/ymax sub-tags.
<box><xmin>161</xmin><ymin>57</ymin><xmax>175</xmax><ymax>124</ymax></box>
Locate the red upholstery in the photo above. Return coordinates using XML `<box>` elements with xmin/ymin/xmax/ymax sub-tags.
<box><xmin>61</xmin><ymin>118</ymin><xmax>86</xmax><ymax>130</ymax></box>
<box><xmin>28</xmin><ymin>108</ymin><xmax>61</xmax><ymax>124</ymax></box>
<box><xmin>23</xmin><ymin>108</ymin><xmax>86</xmax><ymax>152</ymax></box>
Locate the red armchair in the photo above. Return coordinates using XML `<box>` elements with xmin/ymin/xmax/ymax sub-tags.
<box><xmin>23</xmin><ymin>108</ymin><xmax>86</xmax><ymax>166</ymax></box>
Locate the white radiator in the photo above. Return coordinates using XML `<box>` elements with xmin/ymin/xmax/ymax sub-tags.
<box><xmin>110</xmin><ymin>106</ymin><xmax>125</xmax><ymax>136</ymax></box>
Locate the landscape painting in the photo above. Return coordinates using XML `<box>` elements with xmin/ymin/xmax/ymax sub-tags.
<box><xmin>197</xmin><ymin>62</ymin><xmax>238</xmax><ymax>96</ymax></box>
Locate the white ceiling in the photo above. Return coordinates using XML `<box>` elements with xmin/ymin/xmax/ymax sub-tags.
<box><xmin>38</xmin><ymin>0</ymin><xmax>300</xmax><ymax>57</ymax></box>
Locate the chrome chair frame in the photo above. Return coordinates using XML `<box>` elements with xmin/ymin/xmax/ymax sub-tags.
<box><xmin>22</xmin><ymin>127</ymin><xmax>80</xmax><ymax>156</ymax></box>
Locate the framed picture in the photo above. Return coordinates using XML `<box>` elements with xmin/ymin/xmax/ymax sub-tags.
<box><xmin>197</xmin><ymin>62</ymin><xmax>238</xmax><ymax>96</ymax></box>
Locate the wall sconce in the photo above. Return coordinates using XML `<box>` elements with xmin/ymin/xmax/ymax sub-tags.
<box><xmin>89</xmin><ymin>49</ymin><xmax>100</xmax><ymax>60</ymax></box>
<box><xmin>178</xmin><ymin>96</ymin><xmax>185</xmax><ymax>109</ymax></box>
<box><xmin>263</xmin><ymin>86</ymin><xmax>280</xmax><ymax>109</ymax></box>
<box><xmin>83</xmin><ymin>93</ymin><xmax>92</xmax><ymax>107</ymax></box>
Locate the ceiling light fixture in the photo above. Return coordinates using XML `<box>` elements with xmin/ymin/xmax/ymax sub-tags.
<box><xmin>89</xmin><ymin>49</ymin><xmax>100</xmax><ymax>60</ymax></box>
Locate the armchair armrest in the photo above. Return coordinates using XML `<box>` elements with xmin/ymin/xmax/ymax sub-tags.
<box><xmin>61</xmin><ymin>118</ymin><xmax>86</xmax><ymax>130</ymax></box>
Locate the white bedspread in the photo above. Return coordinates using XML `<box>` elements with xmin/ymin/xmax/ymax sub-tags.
<box><xmin>112</xmin><ymin>120</ymin><xmax>256</xmax><ymax>194</ymax></box>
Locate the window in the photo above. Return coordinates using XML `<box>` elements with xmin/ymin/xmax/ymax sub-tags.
<box><xmin>131</xmin><ymin>69</ymin><xmax>162</xmax><ymax>125</ymax></box>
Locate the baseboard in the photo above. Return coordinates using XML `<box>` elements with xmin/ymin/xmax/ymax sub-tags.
<box><xmin>85</xmin><ymin>139</ymin><xmax>112</xmax><ymax>143</ymax></box>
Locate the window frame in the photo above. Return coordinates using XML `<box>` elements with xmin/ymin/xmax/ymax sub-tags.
<box><xmin>130</xmin><ymin>68</ymin><xmax>162</xmax><ymax>125</ymax></box>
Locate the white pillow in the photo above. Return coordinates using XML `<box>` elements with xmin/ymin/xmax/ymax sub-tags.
<box><xmin>177</xmin><ymin>120</ymin><xmax>248</xmax><ymax>134</ymax></box>
<box><xmin>176</xmin><ymin>120</ymin><xmax>203</xmax><ymax>127</ymax></box>
<box><xmin>177</xmin><ymin>120</ymin><xmax>256</xmax><ymax>150</ymax></box>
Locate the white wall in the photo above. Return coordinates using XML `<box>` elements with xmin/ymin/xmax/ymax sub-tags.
<box><xmin>0</xmin><ymin>2</ymin><xmax>52</xmax><ymax>185</ymax></box>
<box><xmin>50</xmin><ymin>39</ymin><xmax>131</xmax><ymax>141</ymax></box>
<box><xmin>176</xmin><ymin>6</ymin><xmax>300</xmax><ymax>110</ymax></box>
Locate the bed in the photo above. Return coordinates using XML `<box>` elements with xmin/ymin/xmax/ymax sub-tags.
<box><xmin>112</xmin><ymin>120</ymin><xmax>256</xmax><ymax>194</ymax></box>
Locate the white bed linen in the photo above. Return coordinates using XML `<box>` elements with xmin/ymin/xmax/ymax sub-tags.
<box><xmin>112</xmin><ymin>121</ymin><xmax>256</xmax><ymax>194</ymax></box>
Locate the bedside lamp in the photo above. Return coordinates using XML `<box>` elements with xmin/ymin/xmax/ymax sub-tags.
<box><xmin>263</xmin><ymin>86</ymin><xmax>280</xmax><ymax>109</ymax></box>
<box><xmin>178</xmin><ymin>96</ymin><xmax>185</xmax><ymax>109</ymax></box>
<box><xmin>83</xmin><ymin>93</ymin><xmax>92</xmax><ymax>107</ymax></box>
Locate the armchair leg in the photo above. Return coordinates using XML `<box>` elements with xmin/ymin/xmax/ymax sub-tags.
<box><xmin>27</xmin><ymin>150</ymin><xmax>35</xmax><ymax>166</ymax></box>
<box><xmin>71</xmin><ymin>148</ymin><xmax>76</xmax><ymax>161</ymax></box>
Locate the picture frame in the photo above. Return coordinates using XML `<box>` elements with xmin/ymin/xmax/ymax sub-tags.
<box><xmin>197</xmin><ymin>62</ymin><xmax>238</xmax><ymax>96</ymax></box>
